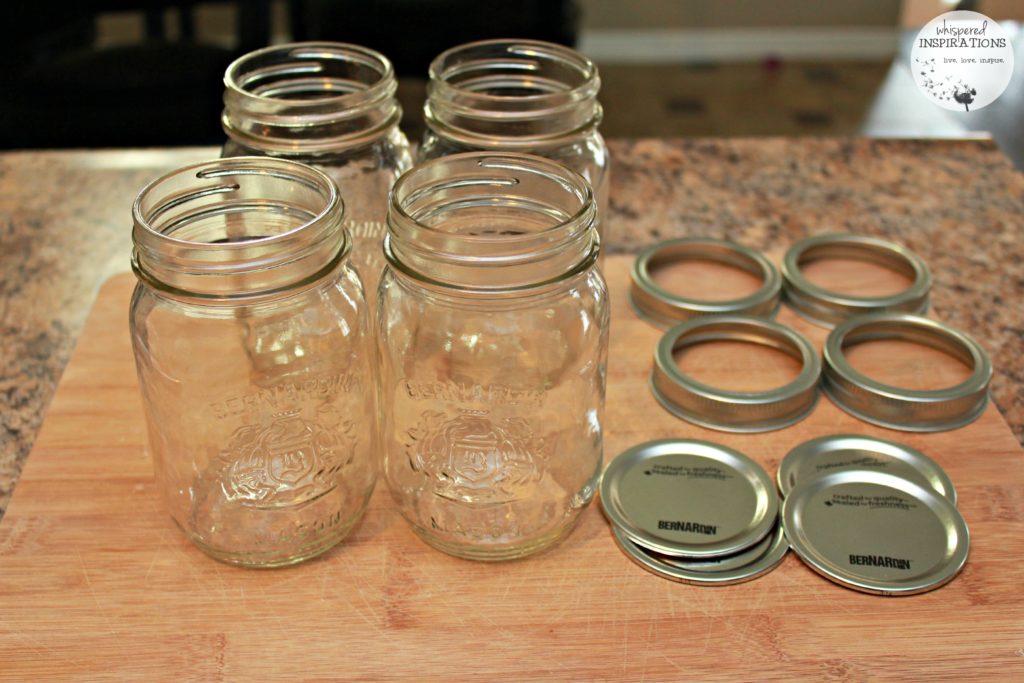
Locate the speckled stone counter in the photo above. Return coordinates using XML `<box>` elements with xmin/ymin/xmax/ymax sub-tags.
<box><xmin>0</xmin><ymin>139</ymin><xmax>1021</xmax><ymax>518</ymax></box>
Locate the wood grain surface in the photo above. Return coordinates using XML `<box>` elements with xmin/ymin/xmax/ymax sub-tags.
<box><xmin>2</xmin><ymin>256</ymin><xmax>1023</xmax><ymax>682</ymax></box>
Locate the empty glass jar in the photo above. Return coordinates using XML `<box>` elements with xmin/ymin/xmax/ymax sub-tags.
<box><xmin>130</xmin><ymin>157</ymin><xmax>377</xmax><ymax>567</ymax></box>
<box><xmin>378</xmin><ymin>152</ymin><xmax>610</xmax><ymax>560</ymax></box>
<box><xmin>419</xmin><ymin>39</ymin><xmax>609</xmax><ymax>237</ymax></box>
<box><xmin>222</xmin><ymin>41</ymin><xmax>413</xmax><ymax>285</ymax></box>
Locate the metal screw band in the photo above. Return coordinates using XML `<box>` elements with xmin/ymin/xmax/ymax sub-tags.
<box><xmin>782</xmin><ymin>233</ymin><xmax>931</xmax><ymax>328</ymax></box>
<box><xmin>822</xmin><ymin>313</ymin><xmax>991</xmax><ymax>432</ymax></box>
<box><xmin>650</xmin><ymin>316</ymin><xmax>820</xmax><ymax>432</ymax></box>
<box><xmin>631</xmin><ymin>238</ymin><xmax>781</xmax><ymax>327</ymax></box>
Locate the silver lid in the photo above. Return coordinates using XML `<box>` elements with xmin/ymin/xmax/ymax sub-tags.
<box><xmin>782</xmin><ymin>469</ymin><xmax>969</xmax><ymax>595</ymax></box>
<box><xmin>630</xmin><ymin>238</ymin><xmax>781</xmax><ymax>327</ymax></box>
<box><xmin>777</xmin><ymin>434</ymin><xmax>957</xmax><ymax>504</ymax></box>
<box><xmin>600</xmin><ymin>439</ymin><xmax>779</xmax><ymax>558</ymax></box>
<box><xmin>651</xmin><ymin>316</ymin><xmax>820</xmax><ymax>432</ymax></box>
<box><xmin>659</xmin><ymin>519</ymin><xmax>780</xmax><ymax>572</ymax></box>
<box><xmin>782</xmin><ymin>233</ymin><xmax>931</xmax><ymax>328</ymax></box>
<box><xmin>823</xmin><ymin>313</ymin><xmax>991</xmax><ymax>432</ymax></box>
<box><xmin>612</xmin><ymin>523</ymin><xmax>789</xmax><ymax>586</ymax></box>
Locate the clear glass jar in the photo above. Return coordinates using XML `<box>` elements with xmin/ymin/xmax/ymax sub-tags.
<box><xmin>378</xmin><ymin>152</ymin><xmax>610</xmax><ymax>560</ymax></box>
<box><xmin>130</xmin><ymin>157</ymin><xmax>377</xmax><ymax>567</ymax></box>
<box><xmin>222</xmin><ymin>41</ymin><xmax>413</xmax><ymax>287</ymax></box>
<box><xmin>418</xmin><ymin>39</ymin><xmax>609</xmax><ymax>239</ymax></box>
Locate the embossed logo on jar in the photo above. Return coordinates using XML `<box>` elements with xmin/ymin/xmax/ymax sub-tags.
<box><xmin>209</xmin><ymin>373</ymin><xmax>357</xmax><ymax>420</ymax></box>
<box><xmin>402</xmin><ymin>379</ymin><xmax>544</xmax><ymax>407</ymax></box>
<box><xmin>406</xmin><ymin>410</ymin><xmax>547</xmax><ymax>501</ymax></box>
<box><xmin>218</xmin><ymin>409</ymin><xmax>354</xmax><ymax>507</ymax></box>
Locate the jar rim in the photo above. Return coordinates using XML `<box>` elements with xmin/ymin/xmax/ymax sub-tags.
<box><xmin>222</xmin><ymin>42</ymin><xmax>402</xmax><ymax>153</ymax></box>
<box><xmin>428</xmin><ymin>38</ymin><xmax>599</xmax><ymax>104</ymax></box>
<box><xmin>386</xmin><ymin>152</ymin><xmax>598</xmax><ymax>292</ymax></box>
<box><xmin>132</xmin><ymin>157</ymin><xmax>348</xmax><ymax>300</ymax></box>
<box><xmin>224</xmin><ymin>41</ymin><xmax>396</xmax><ymax>108</ymax></box>
<box><xmin>424</xmin><ymin>39</ymin><xmax>602</xmax><ymax>146</ymax></box>
<box><xmin>389</xmin><ymin>152</ymin><xmax>593</xmax><ymax>242</ymax></box>
<box><xmin>132</xmin><ymin>157</ymin><xmax>342</xmax><ymax>250</ymax></box>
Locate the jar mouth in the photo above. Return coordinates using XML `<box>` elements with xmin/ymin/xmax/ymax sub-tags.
<box><xmin>133</xmin><ymin>157</ymin><xmax>347</xmax><ymax>299</ymax></box>
<box><xmin>425</xmin><ymin>39</ymin><xmax>602</xmax><ymax>144</ymax></box>
<box><xmin>429</xmin><ymin>39</ymin><xmax>598</xmax><ymax>101</ymax></box>
<box><xmin>387</xmin><ymin>152</ymin><xmax>597</xmax><ymax>291</ymax></box>
<box><xmin>223</xmin><ymin>42</ymin><xmax>401</xmax><ymax>153</ymax></box>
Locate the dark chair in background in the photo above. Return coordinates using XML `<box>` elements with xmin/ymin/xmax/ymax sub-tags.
<box><xmin>0</xmin><ymin>2</ymin><xmax>275</xmax><ymax>148</ymax></box>
<box><xmin>0</xmin><ymin>0</ymin><xmax>577</xmax><ymax>149</ymax></box>
<box><xmin>290</xmin><ymin>0</ymin><xmax>577</xmax><ymax>76</ymax></box>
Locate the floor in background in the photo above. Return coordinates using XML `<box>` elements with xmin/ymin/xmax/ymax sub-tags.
<box><xmin>599</xmin><ymin>61</ymin><xmax>892</xmax><ymax>137</ymax></box>
<box><xmin>398</xmin><ymin>60</ymin><xmax>893</xmax><ymax>141</ymax></box>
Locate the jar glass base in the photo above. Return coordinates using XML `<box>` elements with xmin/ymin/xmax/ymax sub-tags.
<box><xmin>174</xmin><ymin>500</ymin><xmax>368</xmax><ymax>568</ymax></box>
<box><xmin>406</xmin><ymin>511</ymin><xmax>586</xmax><ymax>562</ymax></box>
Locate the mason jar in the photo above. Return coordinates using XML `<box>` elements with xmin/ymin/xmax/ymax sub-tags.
<box><xmin>419</xmin><ymin>39</ymin><xmax>609</xmax><ymax>239</ymax></box>
<box><xmin>130</xmin><ymin>157</ymin><xmax>377</xmax><ymax>567</ymax></box>
<box><xmin>222</xmin><ymin>41</ymin><xmax>413</xmax><ymax>286</ymax></box>
<box><xmin>378</xmin><ymin>152</ymin><xmax>610</xmax><ymax>560</ymax></box>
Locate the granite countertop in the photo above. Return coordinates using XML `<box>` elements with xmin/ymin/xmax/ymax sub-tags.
<box><xmin>0</xmin><ymin>138</ymin><xmax>1021</xmax><ymax>519</ymax></box>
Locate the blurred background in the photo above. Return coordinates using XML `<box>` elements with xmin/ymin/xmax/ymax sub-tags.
<box><xmin>1</xmin><ymin>0</ymin><xmax>1021</xmax><ymax>167</ymax></box>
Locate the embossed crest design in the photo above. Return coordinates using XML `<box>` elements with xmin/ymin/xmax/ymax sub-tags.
<box><xmin>406</xmin><ymin>410</ymin><xmax>547</xmax><ymax>501</ymax></box>
<box><xmin>218</xmin><ymin>409</ymin><xmax>354</xmax><ymax>507</ymax></box>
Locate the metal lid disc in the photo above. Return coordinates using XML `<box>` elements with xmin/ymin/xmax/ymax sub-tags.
<box><xmin>778</xmin><ymin>434</ymin><xmax>957</xmax><ymax>504</ymax></box>
<box><xmin>612</xmin><ymin>523</ymin><xmax>789</xmax><ymax>586</ymax></box>
<box><xmin>782</xmin><ymin>469</ymin><xmax>969</xmax><ymax>595</ymax></box>
<box><xmin>600</xmin><ymin>439</ymin><xmax>779</xmax><ymax>558</ymax></box>
<box><xmin>659</xmin><ymin>518</ymin><xmax>780</xmax><ymax>572</ymax></box>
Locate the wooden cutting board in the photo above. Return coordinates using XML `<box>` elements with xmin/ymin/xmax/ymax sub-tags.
<box><xmin>2</xmin><ymin>256</ymin><xmax>1023</xmax><ymax>681</ymax></box>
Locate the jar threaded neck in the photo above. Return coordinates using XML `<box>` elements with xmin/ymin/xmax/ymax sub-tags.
<box><xmin>222</xmin><ymin>42</ymin><xmax>402</xmax><ymax>155</ymax></box>
<box><xmin>132</xmin><ymin>157</ymin><xmax>347</xmax><ymax>300</ymax></box>
<box><xmin>386</xmin><ymin>152</ymin><xmax>598</xmax><ymax>292</ymax></box>
<box><xmin>424</xmin><ymin>39</ymin><xmax>603</xmax><ymax>147</ymax></box>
